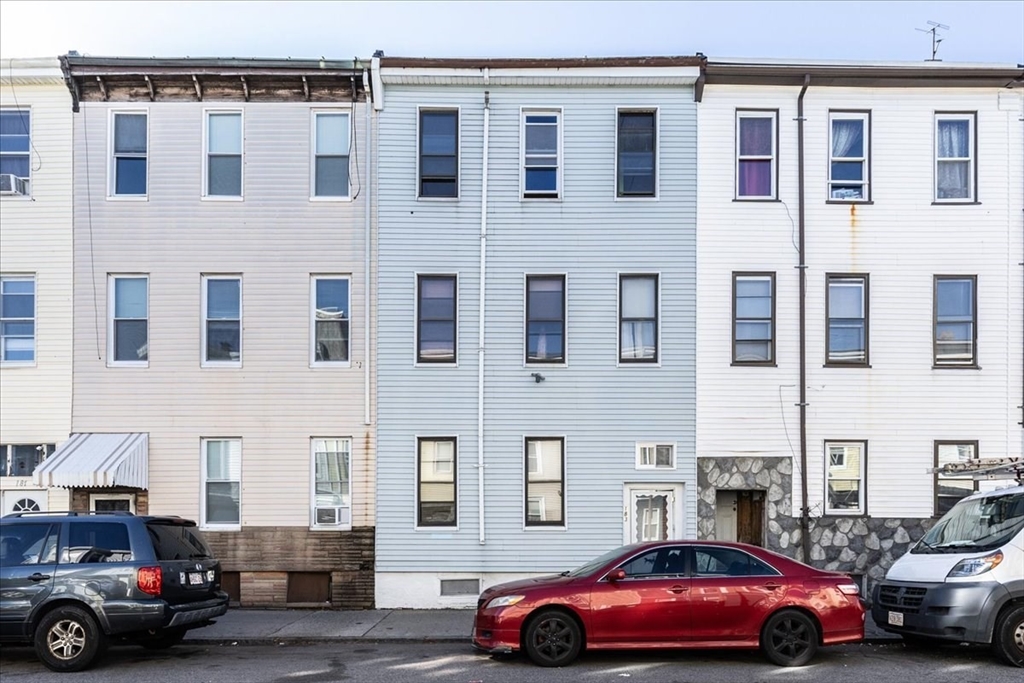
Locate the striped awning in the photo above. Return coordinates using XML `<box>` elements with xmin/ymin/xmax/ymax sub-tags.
<box><xmin>33</xmin><ymin>433</ymin><xmax>148</xmax><ymax>489</ymax></box>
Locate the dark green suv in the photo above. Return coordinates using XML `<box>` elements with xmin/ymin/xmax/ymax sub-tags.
<box><xmin>0</xmin><ymin>511</ymin><xmax>228</xmax><ymax>672</ymax></box>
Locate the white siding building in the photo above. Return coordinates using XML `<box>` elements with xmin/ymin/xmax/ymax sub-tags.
<box><xmin>0</xmin><ymin>58</ymin><xmax>73</xmax><ymax>515</ymax></box>
<box><xmin>695</xmin><ymin>60</ymin><xmax>1024</xmax><ymax>588</ymax></box>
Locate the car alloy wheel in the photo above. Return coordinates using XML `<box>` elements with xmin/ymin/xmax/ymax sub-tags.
<box><xmin>524</xmin><ymin>609</ymin><xmax>582</xmax><ymax>667</ymax></box>
<box><xmin>761</xmin><ymin>609</ymin><xmax>819</xmax><ymax>667</ymax></box>
<box><xmin>47</xmin><ymin>618</ymin><xmax>86</xmax><ymax>660</ymax></box>
<box><xmin>34</xmin><ymin>605</ymin><xmax>106</xmax><ymax>672</ymax></box>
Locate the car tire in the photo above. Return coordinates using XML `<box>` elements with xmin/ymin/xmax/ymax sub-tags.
<box><xmin>991</xmin><ymin>604</ymin><xmax>1024</xmax><ymax>668</ymax></box>
<box><xmin>760</xmin><ymin>609</ymin><xmax>819</xmax><ymax>667</ymax></box>
<box><xmin>523</xmin><ymin>609</ymin><xmax>582</xmax><ymax>667</ymax></box>
<box><xmin>34</xmin><ymin>605</ymin><xmax>106</xmax><ymax>673</ymax></box>
<box><xmin>139</xmin><ymin>627</ymin><xmax>188</xmax><ymax>650</ymax></box>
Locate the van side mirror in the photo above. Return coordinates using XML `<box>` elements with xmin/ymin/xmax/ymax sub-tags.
<box><xmin>608</xmin><ymin>568</ymin><xmax>627</xmax><ymax>582</ymax></box>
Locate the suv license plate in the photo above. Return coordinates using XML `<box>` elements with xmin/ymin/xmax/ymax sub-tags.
<box><xmin>888</xmin><ymin>611</ymin><xmax>904</xmax><ymax>626</ymax></box>
<box><xmin>188</xmin><ymin>572</ymin><xmax>205</xmax><ymax>586</ymax></box>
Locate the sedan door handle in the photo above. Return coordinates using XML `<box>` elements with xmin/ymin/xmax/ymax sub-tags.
<box><xmin>762</xmin><ymin>582</ymin><xmax>783</xmax><ymax>590</ymax></box>
<box><xmin>669</xmin><ymin>585</ymin><xmax>688</xmax><ymax>594</ymax></box>
<box><xmin>28</xmin><ymin>573</ymin><xmax>51</xmax><ymax>582</ymax></box>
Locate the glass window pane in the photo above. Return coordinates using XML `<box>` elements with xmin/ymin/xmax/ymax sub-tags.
<box><xmin>114</xmin><ymin>114</ymin><xmax>147</xmax><ymax>154</ymax></box>
<box><xmin>315</xmin><ymin>157</ymin><xmax>349</xmax><ymax>197</ymax></box>
<box><xmin>114</xmin><ymin>278</ymin><xmax>147</xmax><ymax>318</ymax></box>
<box><xmin>316</xmin><ymin>279</ymin><xmax>348</xmax><ymax>315</ymax></box>
<box><xmin>0</xmin><ymin>156</ymin><xmax>30</xmax><ymax>178</ymax></box>
<box><xmin>115</xmin><ymin>320</ymin><xmax>148</xmax><ymax>361</ymax></box>
<box><xmin>524</xmin><ymin>168</ymin><xmax>557</xmax><ymax>192</ymax></box>
<box><xmin>937</xmin><ymin>119</ymin><xmax>970</xmax><ymax>158</ymax></box>
<box><xmin>736</xmin><ymin>296</ymin><xmax>770</xmax><ymax>319</ymax></box>
<box><xmin>936</xmin><ymin>161</ymin><xmax>970</xmax><ymax>199</ymax></box>
<box><xmin>207</xmin><ymin>280</ymin><xmax>240</xmax><ymax>318</ymax></box>
<box><xmin>829</xmin><ymin>322</ymin><xmax>865</xmax><ymax>358</ymax></box>
<box><xmin>735</xmin><ymin>340</ymin><xmax>771</xmax><ymax>362</ymax></box>
<box><xmin>620</xmin><ymin>321</ymin><xmax>655</xmax><ymax>359</ymax></box>
<box><xmin>528</xmin><ymin>279</ymin><xmax>563</xmax><ymax>319</ymax></box>
<box><xmin>831</xmin><ymin>119</ymin><xmax>864</xmax><ymax>157</ymax></box>
<box><xmin>316</xmin><ymin>113</ymin><xmax>349</xmax><ymax>155</ymax></box>
<box><xmin>206</xmin><ymin>441</ymin><xmax>241</xmax><ymax>479</ymax></box>
<box><xmin>739</xmin><ymin>117</ymin><xmax>773</xmax><ymax>156</ymax></box>
<box><xmin>208</xmin><ymin>113</ymin><xmax>241</xmax><ymax>154</ymax></box>
<box><xmin>527</xmin><ymin>323</ymin><xmax>563</xmax><ymax>360</ymax></box>
<box><xmin>829</xmin><ymin>282</ymin><xmax>864</xmax><ymax>318</ymax></box>
<box><xmin>937</xmin><ymin>280</ymin><xmax>973</xmax><ymax>318</ymax></box>
<box><xmin>0</xmin><ymin>110</ymin><xmax>31</xmax><ymax>142</ymax></box>
<box><xmin>736</xmin><ymin>321</ymin><xmax>772</xmax><ymax>341</ymax></box>
<box><xmin>208</xmin><ymin>156</ymin><xmax>242</xmax><ymax>196</ymax></box>
<box><xmin>738</xmin><ymin>159</ymin><xmax>772</xmax><ymax>196</ymax></box>
<box><xmin>420</xmin><ymin>180</ymin><xmax>457</xmax><ymax>197</ymax></box>
<box><xmin>419</xmin><ymin>156</ymin><xmax>457</xmax><ymax>178</ymax></box>
<box><xmin>622</xmin><ymin>277</ymin><xmax>655</xmax><ymax>318</ymax></box>
<box><xmin>207</xmin><ymin>321</ymin><xmax>240</xmax><ymax>360</ymax></box>
<box><xmin>115</xmin><ymin>158</ymin><xmax>147</xmax><ymax>195</ymax></box>
<box><xmin>525</xmin><ymin>124</ymin><xmax>557</xmax><ymax>154</ymax></box>
<box><xmin>831</xmin><ymin>161</ymin><xmax>864</xmax><ymax>181</ymax></box>
<box><xmin>315</xmin><ymin>320</ymin><xmax>348</xmax><ymax>361</ymax></box>
<box><xmin>205</xmin><ymin>482</ymin><xmax>240</xmax><ymax>523</ymax></box>
<box><xmin>736</xmin><ymin>278</ymin><xmax>770</xmax><ymax>299</ymax></box>
<box><xmin>831</xmin><ymin>185</ymin><xmax>865</xmax><ymax>200</ymax></box>
<box><xmin>421</xmin><ymin>111</ymin><xmax>457</xmax><ymax>154</ymax></box>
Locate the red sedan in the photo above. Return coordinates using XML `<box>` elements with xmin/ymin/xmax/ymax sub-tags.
<box><xmin>473</xmin><ymin>540</ymin><xmax>864</xmax><ymax>667</ymax></box>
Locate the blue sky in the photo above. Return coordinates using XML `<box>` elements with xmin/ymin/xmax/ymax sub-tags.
<box><xmin>1</xmin><ymin>1</ymin><xmax>1021</xmax><ymax>63</ymax></box>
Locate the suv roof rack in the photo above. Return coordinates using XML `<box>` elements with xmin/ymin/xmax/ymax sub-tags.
<box><xmin>1</xmin><ymin>510</ymin><xmax>136</xmax><ymax>518</ymax></box>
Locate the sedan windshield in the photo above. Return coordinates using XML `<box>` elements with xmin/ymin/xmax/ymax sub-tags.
<box><xmin>564</xmin><ymin>544</ymin><xmax>640</xmax><ymax>577</ymax></box>
<box><xmin>915</xmin><ymin>491</ymin><xmax>1024</xmax><ymax>553</ymax></box>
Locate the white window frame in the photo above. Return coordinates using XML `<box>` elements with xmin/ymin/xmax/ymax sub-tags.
<box><xmin>310</xmin><ymin>275</ymin><xmax>351</xmax><ymax>368</ymax></box>
<box><xmin>310</xmin><ymin>108</ymin><xmax>352</xmax><ymax>201</ymax></box>
<box><xmin>107</xmin><ymin>109</ymin><xmax>149</xmax><ymax>200</ymax></box>
<box><xmin>0</xmin><ymin>274</ymin><xmax>36</xmax><ymax>366</ymax></box>
<box><xmin>735</xmin><ymin>110</ymin><xmax>777</xmax><ymax>200</ymax></box>
<box><xmin>201</xmin><ymin>275</ymin><xmax>242</xmax><ymax>368</ymax></box>
<box><xmin>614</xmin><ymin>107</ymin><xmax>659</xmax><ymax>200</ymax></box>
<box><xmin>617</xmin><ymin>272</ymin><xmax>661</xmax><ymax>366</ymax></box>
<box><xmin>202</xmin><ymin>109</ymin><xmax>243</xmax><ymax>200</ymax></box>
<box><xmin>414</xmin><ymin>436</ymin><xmax>459</xmax><ymax>531</ymax></box>
<box><xmin>824</xmin><ymin>441</ymin><xmax>866</xmax><ymax>516</ymax></box>
<box><xmin>524</xmin><ymin>273</ymin><xmax>569</xmax><ymax>367</ymax></box>
<box><xmin>416</xmin><ymin>106</ymin><xmax>461</xmax><ymax>201</ymax></box>
<box><xmin>635</xmin><ymin>443</ymin><xmax>676</xmax><ymax>470</ymax></box>
<box><xmin>828</xmin><ymin>111</ymin><xmax>870</xmax><ymax>202</ymax></box>
<box><xmin>0</xmin><ymin>107</ymin><xmax>32</xmax><ymax>198</ymax></box>
<box><xmin>310</xmin><ymin>437</ymin><xmax>352</xmax><ymax>530</ymax></box>
<box><xmin>107</xmin><ymin>274</ymin><xmax>149</xmax><ymax>368</ymax></box>
<box><xmin>200</xmin><ymin>438</ymin><xmax>241</xmax><ymax>530</ymax></box>
<box><xmin>934</xmin><ymin>112</ymin><xmax>976</xmax><ymax>203</ymax></box>
<box><xmin>520</xmin><ymin>107</ymin><xmax>562</xmax><ymax>200</ymax></box>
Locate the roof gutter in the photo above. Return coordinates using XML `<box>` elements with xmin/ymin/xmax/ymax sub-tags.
<box><xmin>797</xmin><ymin>74</ymin><xmax>811</xmax><ymax>566</ymax></box>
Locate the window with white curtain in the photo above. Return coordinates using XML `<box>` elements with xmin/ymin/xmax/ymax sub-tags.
<box><xmin>526</xmin><ymin>275</ymin><xmax>565</xmax><ymax>363</ymax></box>
<box><xmin>935</xmin><ymin>113</ymin><xmax>975</xmax><ymax>202</ymax></box>
<box><xmin>619</xmin><ymin>274</ymin><xmax>658</xmax><ymax>362</ymax></box>
<box><xmin>829</xmin><ymin>112</ymin><xmax>869</xmax><ymax>201</ymax></box>
<box><xmin>736</xmin><ymin>111</ymin><xmax>777</xmax><ymax>199</ymax></box>
<box><xmin>202</xmin><ymin>439</ymin><xmax>241</xmax><ymax>527</ymax></box>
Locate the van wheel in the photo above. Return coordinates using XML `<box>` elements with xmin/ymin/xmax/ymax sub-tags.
<box><xmin>139</xmin><ymin>627</ymin><xmax>188</xmax><ymax>650</ymax></box>
<box><xmin>992</xmin><ymin>604</ymin><xmax>1024</xmax><ymax>667</ymax></box>
<box><xmin>34</xmin><ymin>606</ymin><xmax>106</xmax><ymax>672</ymax></box>
<box><xmin>760</xmin><ymin>609</ymin><xmax>819</xmax><ymax>667</ymax></box>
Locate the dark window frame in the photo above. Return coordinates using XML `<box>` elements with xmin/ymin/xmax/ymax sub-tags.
<box><xmin>418</xmin><ymin>108</ymin><xmax>459</xmax><ymax>199</ymax></box>
<box><xmin>933</xmin><ymin>274</ymin><xmax>978</xmax><ymax>368</ymax></box>
<box><xmin>616</xmin><ymin>109</ymin><xmax>657</xmax><ymax>198</ymax></box>
<box><xmin>933</xmin><ymin>440</ymin><xmax>979</xmax><ymax>517</ymax></box>
<box><xmin>416</xmin><ymin>436</ymin><xmax>457</xmax><ymax>528</ymax></box>
<box><xmin>735</xmin><ymin>109</ymin><xmax>780</xmax><ymax>201</ymax></box>
<box><xmin>827</xmin><ymin>109</ymin><xmax>872</xmax><ymax>203</ymax></box>
<box><xmin>416</xmin><ymin>274</ymin><xmax>457</xmax><ymax>364</ymax></box>
<box><xmin>732</xmin><ymin>272</ymin><xmax>776</xmax><ymax>366</ymax></box>
<box><xmin>525</xmin><ymin>274</ymin><xmax>566</xmax><ymax>364</ymax></box>
<box><xmin>619</xmin><ymin>273</ymin><xmax>659</xmax><ymax>364</ymax></box>
<box><xmin>825</xmin><ymin>273</ymin><xmax>870</xmax><ymax>367</ymax></box>
<box><xmin>524</xmin><ymin>436</ymin><xmax>565</xmax><ymax>528</ymax></box>
<box><xmin>933</xmin><ymin>111</ymin><xmax>979</xmax><ymax>204</ymax></box>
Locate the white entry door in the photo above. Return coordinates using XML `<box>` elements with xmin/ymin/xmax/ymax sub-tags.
<box><xmin>1</xmin><ymin>489</ymin><xmax>48</xmax><ymax>515</ymax></box>
<box><xmin>624</xmin><ymin>484</ymin><xmax>683</xmax><ymax>544</ymax></box>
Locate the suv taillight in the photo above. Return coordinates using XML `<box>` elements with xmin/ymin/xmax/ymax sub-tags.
<box><xmin>138</xmin><ymin>566</ymin><xmax>162</xmax><ymax>596</ymax></box>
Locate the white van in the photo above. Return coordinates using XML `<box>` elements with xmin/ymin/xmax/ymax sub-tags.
<box><xmin>871</xmin><ymin>484</ymin><xmax>1024</xmax><ymax>666</ymax></box>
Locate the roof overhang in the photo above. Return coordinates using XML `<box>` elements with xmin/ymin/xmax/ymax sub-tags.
<box><xmin>1</xmin><ymin>57</ymin><xmax>64</xmax><ymax>85</ymax></box>
<box><xmin>33</xmin><ymin>433</ymin><xmax>149</xmax><ymax>489</ymax></box>
<box><xmin>705</xmin><ymin>60</ymin><xmax>1024</xmax><ymax>89</ymax></box>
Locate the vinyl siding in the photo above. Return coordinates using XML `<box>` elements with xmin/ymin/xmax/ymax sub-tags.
<box><xmin>377</xmin><ymin>84</ymin><xmax>698</xmax><ymax>573</ymax></box>
<box><xmin>696</xmin><ymin>85</ymin><xmax>1024</xmax><ymax>519</ymax></box>
<box><xmin>71</xmin><ymin>100</ymin><xmax>375</xmax><ymax>528</ymax></box>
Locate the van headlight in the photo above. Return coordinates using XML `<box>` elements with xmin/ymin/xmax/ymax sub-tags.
<box><xmin>947</xmin><ymin>551</ymin><xmax>1003</xmax><ymax>578</ymax></box>
<box><xmin>487</xmin><ymin>595</ymin><xmax>525</xmax><ymax>608</ymax></box>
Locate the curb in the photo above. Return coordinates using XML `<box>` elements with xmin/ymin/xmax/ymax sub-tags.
<box><xmin>184</xmin><ymin>635</ymin><xmax>901</xmax><ymax>647</ymax></box>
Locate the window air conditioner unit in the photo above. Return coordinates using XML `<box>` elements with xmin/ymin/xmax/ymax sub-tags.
<box><xmin>0</xmin><ymin>174</ymin><xmax>28</xmax><ymax>196</ymax></box>
<box><xmin>314</xmin><ymin>506</ymin><xmax>348</xmax><ymax>526</ymax></box>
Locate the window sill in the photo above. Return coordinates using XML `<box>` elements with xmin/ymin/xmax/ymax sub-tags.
<box><xmin>201</xmin><ymin>362</ymin><xmax>243</xmax><ymax>369</ymax></box>
<box><xmin>617</xmin><ymin>361</ymin><xmax>661</xmax><ymax>368</ymax></box>
<box><xmin>416</xmin><ymin>196</ymin><xmax>460</xmax><ymax>202</ymax></box>
<box><xmin>731</xmin><ymin>361</ymin><xmax>777</xmax><ymax>368</ymax></box>
<box><xmin>523</xmin><ymin>525</ymin><xmax>567</xmax><ymax>532</ymax></box>
<box><xmin>201</xmin><ymin>195</ymin><xmax>244</xmax><ymax>202</ymax></box>
<box><xmin>311</xmin><ymin>361</ymin><xmax>352</xmax><ymax>369</ymax></box>
<box><xmin>931</xmin><ymin>201</ymin><xmax>981</xmax><ymax>206</ymax></box>
<box><xmin>0</xmin><ymin>361</ymin><xmax>37</xmax><ymax>368</ymax></box>
<box><xmin>309</xmin><ymin>196</ymin><xmax>354</xmax><ymax>203</ymax></box>
<box><xmin>733</xmin><ymin>198</ymin><xmax>780</xmax><ymax>203</ymax></box>
<box><xmin>635</xmin><ymin>466</ymin><xmax>677</xmax><ymax>471</ymax></box>
<box><xmin>932</xmin><ymin>364</ymin><xmax>981</xmax><ymax>370</ymax></box>
<box><xmin>0</xmin><ymin>195</ymin><xmax>32</xmax><ymax>201</ymax></box>
<box><xmin>106</xmin><ymin>195</ymin><xmax>149</xmax><ymax>202</ymax></box>
<box><xmin>415</xmin><ymin>526</ymin><xmax>459</xmax><ymax>533</ymax></box>
<box><xmin>521</xmin><ymin>196</ymin><xmax>561</xmax><ymax>202</ymax></box>
<box><xmin>823</xmin><ymin>362</ymin><xmax>871</xmax><ymax>368</ymax></box>
<box><xmin>823</xmin><ymin>512</ymin><xmax>865</xmax><ymax>517</ymax></box>
<box><xmin>615</xmin><ymin>195</ymin><xmax>659</xmax><ymax>202</ymax></box>
<box><xmin>826</xmin><ymin>199</ymin><xmax>873</xmax><ymax>205</ymax></box>
<box><xmin>414</xmin><ymin>361</ymin><xmax>459</xmax><ymax>368</ymax></box>
<box><xmin>309</xmin><ymin>525</ymin><xmax>353</xmax><ymax>532</ymax></box>
<box><xmin>107</xmin><ymin>362</ymin><xmax>149</xmax><ymax>369</ymax></box>
<box><xmin>200</xmin><ymin>525</ymin><xmax>241</xmax><ymax>532</ymax></box>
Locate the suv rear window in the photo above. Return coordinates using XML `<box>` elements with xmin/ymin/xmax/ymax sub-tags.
<box><xmin>66</xmin><ymin>522</ymin><xmax>133</xmax><ymax>563</ymax></box>
<box><xmin>146</xmin><ymin>521</ymin><xmax>213</xmax><ymax>561</ymax></box>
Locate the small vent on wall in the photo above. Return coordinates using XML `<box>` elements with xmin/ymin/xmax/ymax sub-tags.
<box><xmin>440</xmin><ymin>579</ymin><xmax>480</xmax><ymax>596</ymax></box>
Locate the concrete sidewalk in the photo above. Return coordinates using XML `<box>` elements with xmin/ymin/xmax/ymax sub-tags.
<box><xmin>184</xmin><ymin>608</ymin><xmax>900</xmax><ymax>645</ymax></box>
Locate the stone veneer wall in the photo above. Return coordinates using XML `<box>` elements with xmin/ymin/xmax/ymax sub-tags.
<box><xmin>203</xmin><ymin>526</ymin><xmax>375</xmax><ymax>609</ymax></box>
<box><xmin>697</xmin><ymin>457</ymin><xmax>936</xmax><ymax>596</ymax></box>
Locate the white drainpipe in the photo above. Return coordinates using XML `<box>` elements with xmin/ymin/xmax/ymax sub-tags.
<box><xmin>363</xmin><ymin>68</ymin><xmax>372</xmax><ymax>426</ymax></box>
<box><xmin>478</xmin><ymin>77</ymin><xmax>490</xmax><ymax>544</ymax></box>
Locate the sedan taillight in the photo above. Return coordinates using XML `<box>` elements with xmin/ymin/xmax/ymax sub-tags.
<box><xmin>836</xmin><ymin>582</ymin><xmax>860</xmax><ymax>596</ymax></box>
<box><xmin>138</xmin><ymin>566</ymin><xmax>162</xmax><ymax>596</ymax></box>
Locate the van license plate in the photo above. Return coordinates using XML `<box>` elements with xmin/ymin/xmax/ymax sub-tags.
<box><xmin>888</xmin><ymin>611</ymin><xmax>904</xmax><ymax>626</ymax></box>
<box><xmin>188</xmin><ymin>572</ymin><xmax>205</xmax><ymax>586</ymax></box>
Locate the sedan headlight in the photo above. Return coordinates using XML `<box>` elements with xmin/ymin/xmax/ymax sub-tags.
<box><xmin>947</xmin><ymin>550</ymin><xmax>1003</xmax><ymax>578</ymax></box>
<box><xmin>487</xmin><ymin>595</ymin><xmax>525</xmax><ymax>609</ymax></box>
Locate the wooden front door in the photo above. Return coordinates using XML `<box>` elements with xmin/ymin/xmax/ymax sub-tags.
<box><xmin>736</xmin><ymin>491</ymin><xmax>764</xmax><ymax>546</ymax></box>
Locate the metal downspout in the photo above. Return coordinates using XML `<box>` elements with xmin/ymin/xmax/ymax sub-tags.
<box><xmin>363</xmin><ymin>68</ymin><xmax>372</xmax><ymax>427</ymax></box>
<box><xmin>797</xmin><ymin>74</ymin><xmax>811</xmax><ymax>565</ymax></box>
<box><xmin>478</xmin><ymin>84</ymin><xmax>491</xmax><ymax>544</ymax></box>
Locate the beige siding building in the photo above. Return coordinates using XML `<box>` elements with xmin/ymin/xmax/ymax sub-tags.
<box><xmin>0</xmin><ymin>58</ymin><xmax>73</xmax><ymax>515</ymax></box>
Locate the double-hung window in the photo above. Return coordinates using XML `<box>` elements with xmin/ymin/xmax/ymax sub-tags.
<box><xmin>525</xmin><ymin>438</ymin><xmax>564</xmax><ymax>527</ymax></box>
<box><xmin>417</xmin><ymin>275</ymin><xmax>456</xmax><ymax>364</ymax></box>
<box><xmin>417</xmin><ymin>437</ymin><xmax>456</xmax><ymax>527</ymax></box>
<box><xmin>111</xmin><ymin>112</ymin><xmax>147</xmax><ymax>197</ymax></box>
<box><xmin>934</xmin><ymin>441</ymin><xmax>978</xmax><ymax>516</ymax></box>
<box><xmin>0</xmin><ymin>109</ymin><xmax>31</xmax><ymax>195</ymax></box>
<box><xmin>829</xmin><ymin>112</ymin><xmax>869</xmax><ymax>201</ymax></box>
<box><xmin>935</xmin><ymin>113</ymin><xmax>976</xmax><ymax>202</ymax></box>
<box><xmin>736</xmin><ymin>111</ymin><xmax>777</xmax><ymax>199</ymax></box>
<box><xmin>934</xmin><ymin>275</ymin><xmax>976</xmax><ymax>366</ymax></box>
<box><xmin>733</xmin><ymin>273</ymin><xmax>774</xmax><ymax>364</ymax></box>
<box><xmin>825</xmin><ymin>441</ymin><xmax>866</xmax><ymax>515</ymax></box>
<box><xmin>205</xmin><ymin>111</ymin><xmax>242</xmax><ymax>197</ymax></box>
<box><xmin>202</xmin><ymin>276</ymin><xmax>241</xmax><ymax>366</ymax></box>
<box><xmin>311</xmin><ymin>276</ymin><xmax>349</xmax><ymax>364</ymax></box>
<box><xmin>109</xmin><ymin>275</ymin><xmax>148</xmax><ymax>365</ymax></box>
<box><xmin>312</xmin><ymin>438</ymin><xmax>351</xmax><ymax>528</ymax></box>
<box><xmin>826</xmin><ymin>275</ymin><xmax>868</xmax><ymax>365</ymax></box>
<box><xmin>522</xmin><ymin>110</ymin><xmax>560</xmax><ymax>198</ymax></box>
<box><xmin>619</xmin><ymin>274</ymin><xmax>658</xmax><ymax>363</ymax></box>
<box><xmin>617</xmin><ymin>110</ymin><xmax>656</xmax><ymax>197</ymax></box>
<box><xmin>313</xmin><ymin>111</ymin><xmax>350</xmax><ymax>198</ymax></box>
<box><xmin>526</xmin><ymin>275</ymin><xmax>566</xmax><ymax>364</ymax></box>
<box><xmin>0</xmin><ymin>275</ymin><xmax>35</xmax><ymax>363</ymax></box>
<box><xmin>202</xmin><ymin>439</ymin><xmax>241</xmax><ymax>528</ymax></box>
<box><xmin>419</xmin><ymin>109</ymin><xmax>458</xmax><ymax>198</ymax></box>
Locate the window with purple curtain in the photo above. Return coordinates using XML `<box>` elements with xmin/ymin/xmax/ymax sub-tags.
<box><xmin>737</xmin><ymin>113</ymin><xmax>775</xmax><ymax>198</ymax></box>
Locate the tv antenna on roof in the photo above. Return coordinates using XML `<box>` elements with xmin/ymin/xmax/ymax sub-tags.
<box><xmin>916</xmin><ymin>20</ymin><xmax>949</xmax><ymax>61</ymax></box>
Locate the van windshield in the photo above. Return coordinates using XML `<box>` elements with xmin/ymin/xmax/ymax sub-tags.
<box><xmin>914</xmin><ymin>491</ymin><xmax>1024</xmax><ymax>554</ymax></box>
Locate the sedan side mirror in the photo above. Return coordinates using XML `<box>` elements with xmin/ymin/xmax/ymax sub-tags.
<box><xmin>607</xmin><ymin>568</ymin><xmax>627</xmax><ymax>582</ymax></box>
